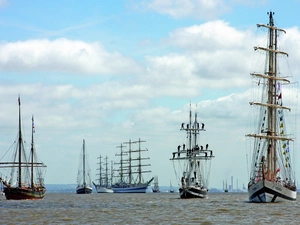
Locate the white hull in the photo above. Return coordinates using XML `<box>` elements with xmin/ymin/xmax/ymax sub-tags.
<box><xmin>95</xmin><ymin>186</ymin><xmax>113</xmax><ymax>193</ymax></box>
<box><xmin>248</xmin><ymin>179</ymin><xmax>296</xmax><ymax>203</ymax></box>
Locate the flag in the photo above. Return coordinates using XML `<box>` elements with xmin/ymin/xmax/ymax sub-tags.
<box><xmin>32</xmin><ymin>117</ymin><xmax>35</xmax><ymax>133</ymax></box>
<box><xmin>278</xmin><ymin>93</ymin><xmax>282</xmax><ymax>99</ymax></box>
<box><xmin>282</xmin><ymin>143</ymin><xmax>286</xmax><ymax>148</ymax></box>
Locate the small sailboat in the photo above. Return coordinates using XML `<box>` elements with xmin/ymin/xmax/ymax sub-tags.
<box><xmin>76</xmin><ymin>139</ymin><xmax>93</xmax><ymax>194</ymax></box>
<box><xmin>92</xmin><ymin>155</ymin><xmax>113</xmax><ymax>193</ymax></box>
<box><xmin>152</xmin><ymin>176</ymin><xmax>160</xmax><ymax>193</ymax></box>
<box><xmin>0</xmin><ymin>96</ymin><xmax>47</xmax><ymax>200</ymax></box>
<box><xmin>246</xmin><ymin>11</ymin><xmax>297</xmax><ymax>203</ymax></box>
<box><xmin>111</xmin><ymin>139</ymin><xmax>154</xmax><ymax>193</ymax></box>
<box><xmin>170</xmin><ymin>105</ymin><xmax>214</xmax><ymax>198</ymax></box>
<box><xmin>169</xmin><ymin>180</ymin><xmax>174</xmax><ymax>193</ymax></box>
<box><xmin>224</xmin><ymin>181</ymin><xmax>228</xmax><ymax>193</ymax></box>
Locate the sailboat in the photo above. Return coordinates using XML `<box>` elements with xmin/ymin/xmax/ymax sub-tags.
<box><xmin>246</xmin><ymin>11</ymin><xmax>297</xmax><ymax>203</ymax></box>
<box><xmin>76</xmin><ymin>139</ymin><xmax>93</xmax><ymax>194</ymax></box>
<box><xmin>0</xmin><ymin>96</ymin><xmax>47</xmax><ymax>200</ymax></box>
<box><xmin>170</xmin><ymin>105</ymin><xmax>214</xmax><ymax>198</ymax></box>
<box><xmin>169</xmin><ymin>180</ymin><xmax>174</xmax><ymax>193</ymax></box>
<box><xmin>92</xmin><ymin>155</ymin><xmax>113</xmax><ymax>193</ymax></box>
<box><xmin>152</xmin><ymin>176</ymin><xmax>160</xmax><ymax>193</ymax></box>
<box><xmin>224</xmin><ymin>181</ymin><xmax>228</xmax><ymax>193</ymax></box>
<box><xmin>111</xmin><ymin>138</ymin><xmax>154</xmax><ymax>193</ymax></box>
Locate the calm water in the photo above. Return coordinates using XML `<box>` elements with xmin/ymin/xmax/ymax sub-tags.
<box><xmin>0</xmin><ymin>192</ymin><xmax>300</xmax><ymax>224</ymax></box>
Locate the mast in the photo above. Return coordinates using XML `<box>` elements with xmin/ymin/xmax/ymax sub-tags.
<box><xmin>83</xmin><ymin>139</ymin><xmax>86</xmax><ymax>186</ymax></box>
<box><xmin>115</xmin><ymin>143</ymin><xmax>126</xmax><ymax>183</ymax></box>
<box><xmin>31</xmin><ymin>115</ymin><xmax>35</xmax><ymax>189</ymax></box>
<box><xmin>135</xmin><ymin>138</ymin><xmax>146</xmax><ymax>184</ymax></box>
<box><xmin>124</xmin><ymin>140</ymin><xmax>132</xmax><ymax>184</ymax></box>
<box><xmin>97</xmin><ymin>155</ymin><xmax>103</xmax><ymax>186</ymax></box>
<box><xmin>248</xmin><ymin>11</ymin><xmax>289</xmax><ymax>182</ymax></box>
<box><xmin>111</xmin><ymin>160</ymin><xmax>113</xmax><ymax>187</ymax></box>
<box><xmin>104</xmin><ymin>156</ymin><xmax>109</xmax><ymax>187</ymax></box>
<box><xmin>267</xmin><ymin>11</ymin><xmax>276</xmax><ymax>180</ymax></box>
<box><xmin>18</xmin><ymin>96</ymin><xmax>22</xmax><ymax>188</ymax></box>
<box><xmin>187</xmin><ymin>104</ymin><xmax>192</xmax><ymax>186</ymax></box>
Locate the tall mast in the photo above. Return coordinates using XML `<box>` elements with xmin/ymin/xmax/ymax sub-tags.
<box><xmin>97</xmin><ymin>155</ymin><xmax>102</xmax><ymax>186</ymax></box>
<box><xmin>83</xmin><ymin>139</ymin><xmax>86</xmax><ymax>186</ymax></box>
<box><xmin>135</xmin><ymin>138</ymin><xmax>146</xmax><ymax>184</ymax></box>
<box><xmin>124</xmin><ymin>139</ymin><xmax>132</xmax><ymax>184</ymax></box>
<box><xmin>18</xmin><ymin>96</ymin><xmax>22</xmax><ymax>188</ymax></box>
<box><xmin>116</xmin><ymin>143</ymin><xmax>126</xmax><ymax>183</ymax></box>
<box><xmin>31</xmin><ymin>115</ymin><xmax>35</xmax><ymax>188</ymax></box>
<box><xmin>105</xmin><ymin>156</ymin><xmax>109</xmax><ymax>187</ymax></box>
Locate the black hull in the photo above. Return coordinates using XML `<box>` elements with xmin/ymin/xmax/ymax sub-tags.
<box><xmin>76</xmin><ymin>186</ymin><xmax>93</xmax><ymax>194</ymax></box>
<box><xmin>179</xmin><ymin>186</ymin><xmax>207</xmax><ymax>199</ymax></box>
<box><xmin>3</xmin><ymin>187</ymin><xmax>46</xmax><ymax>200</ymax></box>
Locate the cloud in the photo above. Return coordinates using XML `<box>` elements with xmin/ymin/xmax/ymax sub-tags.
<box><xmin>136</xmin><ymin>0</ymin><xmax>231</xmax><ymax>19</ymax></box>
<box><xmin>0</xmin><ymin>39</ymin><xmax>144</xmax><ymax>75</ymax></box>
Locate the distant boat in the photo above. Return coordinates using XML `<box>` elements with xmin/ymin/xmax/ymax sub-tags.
<box><xmin>0</xmin><ymin>96</ymin><xmax>47</xmax><ymax>200</ymax></box>
<box><xmin>93</xmin><ymin>155</ymin><xmax>113</xmax><ymax>193</ymax></box>
<box><xmin>169</xmin><ymin>180</ymin><xmax>174</xmax><ymax>193</ymax></box>
<box><xmin>76</xmin><ymin>139</ymin><xmax>93</xmax><ymax>194</ymax></box>
<box><xmin>170</xmin><ymin>105</ymin><xmax>214</xmax><ymax>198</ymax></box>
<box><xmin>224</xmin><ymin>181</ymin><xmax>228</xmax><ymax>193</ymax></box>
<box><xmin>111</xmin><ymin>139</ymin><xmax>154</xmax><ymax>193</ymax></box>
<box><xmin>152</xmin><ymin>176</ymin><xmax>160</xmax><ymax>193</ymax></box>
<box><xmin>246</xmin><ymin>11</ymin><xmax>297</xmax><ymax>203</ymax></box>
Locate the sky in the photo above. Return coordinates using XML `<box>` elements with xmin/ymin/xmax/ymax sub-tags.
<box><xmin>0</xmin><ymin>0</ymin><xmax>300</xmax><ymax>189</ymax></box>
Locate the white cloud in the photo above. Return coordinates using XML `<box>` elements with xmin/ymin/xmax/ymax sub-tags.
<box><xmin>0</xmin><ymin>39</ymin><xmax>144</xmax><ymax>75</ymax></box>
<box><xmin>137</xmin><ymin>0</ymin><xmax>231</xmax><ymax>19</ymax></box>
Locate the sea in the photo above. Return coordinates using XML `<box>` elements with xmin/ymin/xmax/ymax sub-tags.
<box><xmin>0</xmin><ymin>191</ymin><xmax>300</xmax><ymax>225</ymax></box>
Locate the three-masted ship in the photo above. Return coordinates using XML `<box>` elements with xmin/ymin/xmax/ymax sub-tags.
<box><xmin>0</xmin><ymin>97</ymin><xmax>47</xmax><ymax>200</ymax></box>
<box><xmin>111</xmin><ymin>139</ymin><xmax>154</xmax><ymax>193</ymax></box>
<box><xmin>247</xmin><ymin>11</ymin><xmax>297</xmax><ymax>203</ymax></box>
<box><xmin>92</xmin><ymin>155</ymin><xmax>113</xmax><ymax>193</ymax></box>
<box><xmin>170</xmin><ymin>105</ymin><xmax>214</xmax><ymax>198</ymax></box>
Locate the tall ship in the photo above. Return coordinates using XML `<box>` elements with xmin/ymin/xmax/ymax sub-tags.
<box><xmin>111</xmin><ymin>139</ymin><xmax>154</xmax><ymax>193</ymax></box>
<box><xmin>92</xmin><ymin>155</ymin><xmax>113</xmax><ymax>193</ymax></box>
<box><xmin>246</xmin><ymin>11</ymin><xmax>297</xmax><ymax>203</ymax></box>
<box><xmin>76</xmin><ymin>139</ymin><xmax>93</xmax><ymax>194</ymax></box>
<box><xmin>152</xmin><ymin>176</ymin><xmax>160</xmax><ymax>193</ymax></box>
<box><xmin>170</xmin><ymin>105</ymin><xmax>214</xmax><ymax>198</ymax></box>
<box><xmin>0</xmin><ymin>97</ymin><xmax>47</xmax><ymax>200</ymax></box>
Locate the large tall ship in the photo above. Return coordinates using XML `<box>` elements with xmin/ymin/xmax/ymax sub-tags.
<box><xmin>0</xmin><ymin>97</ymin><xmax>47</xmax><ymax>200</ymax></box>
<box><xmin>111</xmin><ymin>139</ymin><xmax>154</xmax><ymax>193</ymax></box>
<box><xmin>170</xmin><ymin>105</ymin><xmax>214</xmax><ymax>198</ymax></box>
<box><xmin>92</xmin><ymin>155</ymin><xmax>113</xmax><ymax>193</ymax></box>
<box><xmin>246</xmin><ymin>11</ymin><xmax>297</xmax><ymax>203</ymax></box>
<box><xmin>76</xmin><ymin>139</ymin><xmax>93</xmax><ymax>194</ymax></box>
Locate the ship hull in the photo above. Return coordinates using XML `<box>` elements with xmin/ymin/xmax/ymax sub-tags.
<box><xmin>76</xmin><ymin>186</ymin><xmax>93</xmax><ymax>194</ymax></box>
<box><xmin>179</xmin><ymin>186</ymin><xmax>207</xmax><ymax>199</ymax></box>
<box><xmin>94</xmin><ymin>186</ymin><xmax>113</xmax><ymax>193</ymax></box>
<box><xmin>248</xmin><ymin>179</ymin><xmax>296</xmax><ymax>203</ymax></box>
<box><xmin>112</xmin><ymin>184</ymin><xmax>148</xmax><ymax>193</ymax></box>
<box><xmin>3</xmin><ymin>187</ymin><xmax>46</xmax><ymax>200</ymax></box>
